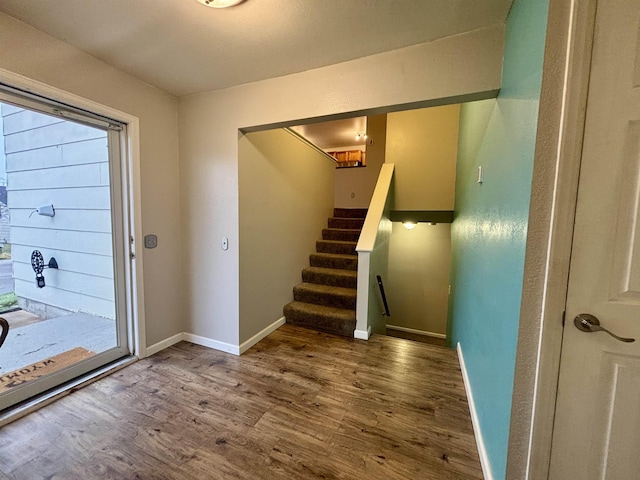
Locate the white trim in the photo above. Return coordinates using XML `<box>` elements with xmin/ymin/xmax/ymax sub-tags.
<box><xmin>386</xmin><ymin>324</ymin><xmax>446</xmax><ymax>339</ymax></box>
<box><xmin>354</xmin><ymin>326</ymin><xmax>372</xmax><ymax>340</ymax></box>
<box><xmin>239</xmin><ymin>317</ymin><xmax>286</xmax><ymax>354</ymax></box>
<box><xmin>183</xmin><ymin>332</ymin><xmax>240</xmax><ymax>356</ymax></box>
<box><xmin>146</xmin><ymin>332</ymin><xmax>184</xmax><ymax>356</ymax></box>
<box><xmin>457</xmin><ymin>342</ymin><xmax>494</xmax><ymax>480</ymax></box>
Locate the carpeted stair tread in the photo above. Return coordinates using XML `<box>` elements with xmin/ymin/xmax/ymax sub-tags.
<box><xmin>333</xmin><ymin>208</ymin><xmax>368</xmax><ymax>219</ymax></box>
<box><xmin>283</xmin><ymin>301</ymin><xmax>356</xmax><ymax>337</ymax></box>
<box><xmin>316</xmin><ymin>239</ymin><xmax>357</xmax><ymax>255</ymax></box>
<box><xmin>322</xmin><ymin>228</ymin><xmax>361</xmax><ymax>242</ymax></box>
<box><xmin>293</xmin><ymin>282</ymin><xmax>356</xmax><ymax>309</ymax></box>
<box><xmin>328</xmin><ymin>217</ymin><xmax>365</xmax><ymax>230</ymax></box>
<box><xmin>302</xmin><ymin>266</ymin><xmax>357</xmax><ymax>289</ymax></box>
<box><xmin>309</xmin><ymin>252</ymin><xmax>358</xmax><ymax>271</ymax></box>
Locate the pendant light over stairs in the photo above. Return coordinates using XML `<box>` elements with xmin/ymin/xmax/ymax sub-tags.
<box><xmin>283</xmin><ymin>208</ymin><xmax>367</xmax><ymax>337</ymax></box>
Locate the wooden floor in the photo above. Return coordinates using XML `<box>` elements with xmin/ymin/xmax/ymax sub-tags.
<box><xmin>0</xmin><ymin>324</ymin><xmax>482</xmax><ymax>479</ymax></box>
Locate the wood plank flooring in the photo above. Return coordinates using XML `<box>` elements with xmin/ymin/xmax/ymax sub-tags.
<box><xmin>0</xmin><ymin>324</ymin><xmax>482</xmax><ymax>479</ymax></box>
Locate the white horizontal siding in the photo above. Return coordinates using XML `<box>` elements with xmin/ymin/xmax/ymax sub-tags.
<box><xmin>13</xmin><ymin>262</ymin><xmax>114</xmax><ymax>301</ymax></box>
<box><xmin>11</xmin><ymin>227</ymin><xmax>113</xmax><ymax>256</ymax></box>
<box><xmin>5</xmin><ymin>121</ymin><xmax>105</xmax><ymax>154</ymax></box>
<box><xmin>8</xmin><ymin>163</ymin><xmax>110</xmax><ymax>190</ymax></box>
<box><xmin>1</xmin><ymin>104</ymin><xmax>24</xmax><ymax>116</ymax></box>
<box><xmin>3</xmin><ymin>109</ymin><xmax>115</xmax><ymax>318</ymax></box>
<box><xmin>14</xmin><ymin>279</ymin><xmax>115</xmax><ymax>319</ymax></box>
<box><xmin>11</xmin><ymin>245</ymin><xmax>114</xmax><ymax>278</ymax></box>
<box><xmin>11</xmin><ymin>209</ymin><xmax>112</xmax><ymax>234</ymax></box>
<box><xmin>2</xmin><ymin>109</ymin><xmax>63</xmax><ymax>135</ymax></box>
<box><xmin>6</xmin><ymin>137</ymin><xmax>108</xmax><ymax>172</ymax></box>
<box><xmin>8</xmin><ymin>187</ymin><xmax>112</xmax><ymax>210</ymax></box>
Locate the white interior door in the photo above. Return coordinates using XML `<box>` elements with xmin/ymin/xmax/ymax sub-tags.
<box><xmin>549</xmin><ymin>1</ymin><xmax>640</xmax><ymax>478</ymax></box>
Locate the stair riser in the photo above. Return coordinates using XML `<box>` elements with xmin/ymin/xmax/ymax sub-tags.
<box><xmin>328</xmin><ymin>218</ymin><xmax>364</xmax><ymax>229</ymax></box>
<box><xmin>322</xmin><ymin>229</ymin><xmax>360</xmax><ymax>242</ymax></box>
<box><xmin>310</xmin><ymin>254</ymin><xmax>357</xmax><ymax>271</ymax></box>
<box><xmin>293</xmin><ymin>288</ymin><xmax>356</xmax><ymax>310</ymax></box>
<box><xmin>316</xmin><ymin>241</ymin><xmax>356</xmax><ymax>255</ymax></box>
<box><xmin>283</xmin><ymin>307</ymin><xmax>355</xmax><ymax>337</ymax></box>
<box><xmin>302</xmin><ymin>270</ymin><xmax>357</xmax><ymax>289</ymax></box>
<box><xmin>333</xmin><ymin>208</ymin><xmax>368</xmax><ymax>219</ymax></box>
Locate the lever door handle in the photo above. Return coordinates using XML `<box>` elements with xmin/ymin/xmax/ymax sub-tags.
<box><xmin>574</xmin><ymin>313</ymin><xmax>635</xmax><ymax>343</ymax></box>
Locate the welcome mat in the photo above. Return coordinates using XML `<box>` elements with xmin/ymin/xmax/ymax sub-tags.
<box><xmin>0</xmin><ymin>347</ymin><xmax>95</xmax><ymax>393</ymax></box>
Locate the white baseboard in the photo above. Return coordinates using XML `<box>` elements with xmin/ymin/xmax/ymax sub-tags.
<box><xmin>386</xmin><ymin>324</ymin><xmax>446</xmax><ymax>339</ymax></box>
<box><xmin>354</xmin><ymin>326</ymin><xmax>372</xmax><ymax>340</ymax></box>
<box><xmin>239</xmin><ymin>317</ymin><xmax>285</xmax><ymax>354</ymax></box>
<box><xmin>183</xmin><ymin>332</ymin><xmax>240</xmax><ymax>356</ymax></box>
<box><xmin>145</xmin><ymin>332</ymin><xmax>184</xmax><ymax>357</ymax></box>
<box><xmin>457</xmin><ymin>342</ymin><xmax>493</xmax><ymax>480</ymax></box>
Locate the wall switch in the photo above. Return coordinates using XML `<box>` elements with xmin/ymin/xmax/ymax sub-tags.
<box><xmin>351</xmin><ymin>192</ymin><xmax>355</xmax><ymax>198</ymax></box>
<box><xmin>144</xmin><ymin>234</ymin><xmax>158</xmax><ymax>249</ymax></box>
<box><xmin>221</xmin><ymin>237</ymin><xmax>229</xmax><ymax>251</ymax></box>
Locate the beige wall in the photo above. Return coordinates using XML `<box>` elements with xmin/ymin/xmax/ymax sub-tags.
<box><xmin>179</xmin><ymin>26</ymin><xmax>503</xmax><ymax>347</ymax></box>
<box><xmin>334</xmin><ymin>114</ymin><xmax>387</xmax><ymax>209</ymax></box>
<box><xmin>0</xmin><ymin>13</ymin><xmax>182</xmax><ymax>347</ymax></box>
<box><xmin>387</xmin><ymin>222</ymin><xmax>451</xmax><ymax>335</ymax></box>
<box><xmin>386</xmin><ymin>105</ymin><xmax>460</xmax><ymax>210</ymax></box>
<box><xmin>238</xmin><ymin>129</ymin><xmax>334</xmax><ymax>342</ymax></box>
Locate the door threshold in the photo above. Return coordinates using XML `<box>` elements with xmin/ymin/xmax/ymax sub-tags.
<box><xmin>0</xmin><ymin>355</ymin><xmax>137</xmax><ymax>428</ymax></box>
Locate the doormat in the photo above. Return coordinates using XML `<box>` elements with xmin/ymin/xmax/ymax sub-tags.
<box><xmin>0</xmin><ymin>347</ymin><xmax>95</xmax><ymax>393</ymax></box>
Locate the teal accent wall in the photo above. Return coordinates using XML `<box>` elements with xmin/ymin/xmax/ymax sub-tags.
<box><xmin>447</xmin><ymin>0</ymin><xmax>549</xmax><ymax>478</ymax></box>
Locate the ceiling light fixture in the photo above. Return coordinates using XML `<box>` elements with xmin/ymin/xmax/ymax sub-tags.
<box><xmin>402</xmin><ymin>222</ymin><xmax>417</xmax><ymax>230</ymax></box>
<box><xmin>355</xmin><ymin>132</ymin><xmax>368</xmax><ymax>141</ymax></box>
<box><xmin>196</xmin><ymin>0</ymin><xmax>245</xmax><ymax>8</ymax></box>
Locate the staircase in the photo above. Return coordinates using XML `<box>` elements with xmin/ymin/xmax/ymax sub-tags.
<box><xmin>283</xmin><ymin>208</ymin><xmax>367</xmax><ymax>337</ymax></box>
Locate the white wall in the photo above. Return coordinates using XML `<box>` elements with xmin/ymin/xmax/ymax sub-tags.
<box><xmin>179</xmin><ymin>26</ymin><xmax>504</xmax><ymax>347</ymax></box>
<box><xmin>0</xmin><ymin>12</ymin><xmax>181</xmax><ymax>346</ymax></box>
<box><xmin>238</xmin><ymin>129</ymin><xmax>334</xmax><ymax>342</ymax></box>
<box><xmin>2</xmin><ymin>104</ymin><xmax>115</xmax><ymax>318</ymax></box>
<box><xmin>334</xmin><ymin>114</ymin><xmax>387</xmax><ymax>209</ymax></box>
<box><xmin>387</xmin><ymin>222</ymin><xmax>451</xmax><ymax>335</ymax></box>
<box><xmin>386</xmin><ymin>105</ymin><xmax>460</xmax><ymax>210</ymax></box>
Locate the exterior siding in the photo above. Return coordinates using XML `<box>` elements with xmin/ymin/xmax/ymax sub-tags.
<box><xmin>1</xmin><ymin>104</ymin><xmax>115</xmax><ymax>319</ymax></box>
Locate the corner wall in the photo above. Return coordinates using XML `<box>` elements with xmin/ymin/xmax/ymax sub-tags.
<box><xmin>238</xmin><ymin>129</ymin><xmax>334</xmax><ymax>343</ymax></box>
<box><xmin>447</xmin><ymin>0</ymin><xmax>549</xmax><ymax>477</ymax></box>
<box><xmin>179</xmin><ymin>26</ymin><xmax>504</xmax><ymax>347</ymax></box>
<box><xmin>0</xmin><ymin>12</ymin><xmax>182</xmax><ymax>347</ymax></box>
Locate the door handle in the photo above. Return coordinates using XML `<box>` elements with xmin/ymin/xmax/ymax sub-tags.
<box><xmin>574</xmin><ymin>313</ymin><xmax>635</xmax><ymax>343</ymax></box>
<box><xmin>0</xmin><ymin>317</ymin><xmax>8</xmax><ymax>349</ymax></box>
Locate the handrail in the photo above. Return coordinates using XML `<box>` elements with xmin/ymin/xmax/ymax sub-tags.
<box><xmin>0</xmin><ymin>317</ymin><xmax>8</xmax><ymax>349</ymax></box>
<box><xmin>356</xmin><ymin>164</ymin><xmax>395</xmax><ymax>253</ymax></box>
<box><xmin>376</xmin><ymin>275</ymin><xmax>390</xmax><ymax>316</ymax></box>
<box><xmin>283</xmin><ymin>128</ymin><xmax>338</xmax><ymax>164</ymax></box>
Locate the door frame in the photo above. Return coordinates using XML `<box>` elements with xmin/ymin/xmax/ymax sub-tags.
<box><xmin>506</xmin><ymin>0</ymin><xmax>599</xmax><ymax>478</ymax></box>
<box><xmin>0</xmin><ymin>69</ymin><xmax>147</xmax><ymax>359</ymax></box>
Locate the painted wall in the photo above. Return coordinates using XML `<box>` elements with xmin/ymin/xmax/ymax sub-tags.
<box><xmin>179</xmin><ymin>26</ymin><xmax>504</xmax><ymax>347</ymax></box>
<box><xmin>387</xmin><ymin>222</ymin><xmax>451</xmax><ymax>336</ymax></box>
<box><xmin>0</xmin><ymin>12</ymin><xmax>182</xmax><ymax>347</ymax></box>
<box><xmin>334</xmin><ymin>114</ymin><xmax>387</xmax><ymax>209</ymax></box>
<box><xmin>2</xmin><ymin>104</ymin><xmax>115</xmax><ymax>319</ymax></box>
<box><xmin>447</xmin><ymin>0</ymin><xmax>549</xmax><ymax>477</ymax></box>
<box><xmin>385</xmin><ymin>105</ymin><xmax>460</xmax><ymax>210</ymax></box>
<box><xmin>238</xmin><ymin>129</ymin><xmax>334</xmax><ymax>343</ymax></box>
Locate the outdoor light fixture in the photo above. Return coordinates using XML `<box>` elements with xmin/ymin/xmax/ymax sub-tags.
<box><xmin>195</xmin><ymin>0</ymin><xmax>245</xmax><ymax>8</ymax></box>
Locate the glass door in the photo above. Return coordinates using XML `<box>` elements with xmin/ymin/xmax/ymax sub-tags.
<box><xmin>0</xmin><ymin>86</ymin><xmax>131</xmax><ymax>411</ymax></box>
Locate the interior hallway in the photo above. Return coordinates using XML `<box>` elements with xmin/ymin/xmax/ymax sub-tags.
<box><xmin>0</xmin><ymin>324</ymin><xmax>481</xmax><ymax>479</ymax></box>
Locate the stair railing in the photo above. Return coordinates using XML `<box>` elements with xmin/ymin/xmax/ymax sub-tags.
<box><xmin>354</xmin><ymin>163</ymin><xmax>394</xmax><ymax>339</ymax></box>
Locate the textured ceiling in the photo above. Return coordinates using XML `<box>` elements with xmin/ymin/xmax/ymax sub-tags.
<box><xmin>291</xmin><ymin>117</ymin><xmax>368</xmax><ymax>150</ymax></box>
<box><xmin>0</xmin><ymin>0</ymin><xmax>513</xmax><ymax>97</ymax></box>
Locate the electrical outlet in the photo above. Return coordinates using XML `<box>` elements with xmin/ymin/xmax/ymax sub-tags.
<box><xmin>221</xmin><ymin>237</ymin><xmax>229</xmax><ymax>251</ymax></box>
